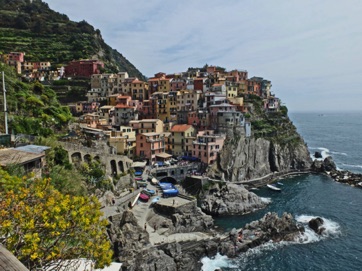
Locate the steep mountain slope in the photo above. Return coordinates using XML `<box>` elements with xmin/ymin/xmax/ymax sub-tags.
<box><xmin>208</xmin><ymin>95</ymin><xmax>312</xmax><ymax>181</ymax></box>
<box><xmin>0</xmin><ymin>0</ymin><xmax>145</xmax><ymax>79</ymax></box>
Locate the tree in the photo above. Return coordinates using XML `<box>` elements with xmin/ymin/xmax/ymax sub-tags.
<box><xmin>0</xmin><ymin>169</ymin><xmax>113</xmax><ymax>270</ymax></box>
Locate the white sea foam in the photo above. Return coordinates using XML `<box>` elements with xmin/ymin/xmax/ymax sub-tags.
<box><xmin>201</xmin><ymin>215</ymin><xmax>341</xmax><ymax>270</ymax></box>
<box><xmin>330</xmin><ymin>151</ymin><xmax>348</xmax><ymax>156</ymax></box>
<box><xmin>309</xmin><ymin>147</ymin><xmax>331</xmax><ymax>161</ymax></box>
<box><xmin>341</xmin><ymin>163</ymin><xmax>362</xmax><ymax>169</ymax></box>
<box><xmin>295</xmin><ymin>214</ymin><xmax>341</xmax><ymax>243</ymax></box>
<box><xmin>260</xmin><ymin>197</ymin><xmax>272</xmax><ymax>204</ymax></box>
<box><xmin>201</xmin><ymin>253</ymin><xmax>235</xmax><ymax>271</ymax></box>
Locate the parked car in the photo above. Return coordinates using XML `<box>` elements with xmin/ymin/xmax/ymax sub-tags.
<box><xmin>137</xmin><ymin>181</ymin><xmax>148</xmax><ymax>188</ymax></box>
<box><xmin>143</xmin><ymin>188</ymin><xmax>156</xmax><ymax>196</ymax></box>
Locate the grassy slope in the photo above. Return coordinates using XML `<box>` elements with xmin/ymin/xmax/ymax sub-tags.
<box><xmin>0</xmin><ymin>0</ymin><xmax>145</xmax><ymax>79</ymax></box>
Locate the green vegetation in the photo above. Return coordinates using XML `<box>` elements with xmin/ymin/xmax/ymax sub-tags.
<box><xmin>0</xmin><ymin>0</ymin><xmax>145</xmax><ymax>79</ymax></box>
<box><xmin>0</xmin><ymin>169</ymin><xmax>113</xmax><ymax>270</ymax></box>
<box><xmin>242</xmin><ymin>94</ymin><xmax>302</xmax><ymax>147</ymax></box>
<box><xmin>0</xmin><ymin>63</ymin><xmax>72</xmax><ymax>136</ymax></box>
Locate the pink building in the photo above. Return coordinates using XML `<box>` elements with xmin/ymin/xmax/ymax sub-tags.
<box><xmin>136</xmin><ymin>132</ymin><xmax>165</xmax><ymax>162</ymax></box>
<box><xmin>227</xmin><ymin>69</ymin><xmax>248</xmax><ymax>82</ymax></box>
<box><xmin>171</xmin><ymin>78</ymin><xmax>186</xmax><ymax>91</ymax></box>
<box><xmin>65</xmin><ymin>59</ymin><xmax>104</xmax><ymax>78</ymax></box>
<box><xmin>192</xmin><ymin>130</ymin><xmax>226</xmax><ymax>164</ymax></box>
<box><xmin>187</xmin><ymin>110</ymin><xmax>210</xmax><ymax>130</ymax></box>
<box><xmin>8</xmin><ymin>52</ymin><xmax>24</xmax><ymax>62</ymax></box>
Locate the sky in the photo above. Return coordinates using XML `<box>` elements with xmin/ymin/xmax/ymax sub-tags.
<box><xmin>43</xmin><ymin>0</ymin><xmax>362</xmax><ymax>112</ymax></box>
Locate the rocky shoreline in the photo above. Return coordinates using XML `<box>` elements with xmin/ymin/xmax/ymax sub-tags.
<box><xmin>312</xmin><ymin>156</ymin><xmax>362</xmax><ymax>188</ymax></box>
<box><xmin>112</xmin><ymin>210</ymin><xmax>304</xmax><ymax>271</ymax></box>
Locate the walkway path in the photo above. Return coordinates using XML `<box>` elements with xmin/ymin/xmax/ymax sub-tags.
<box><xmin>130</xmin><ymin>180</ymin><xmax>215</xmax><ymax>246</ymax></box>
<box><xmin>132</xmin><ymin>201</ymin><xmax>214</xmax><ymax>245</ymax></box>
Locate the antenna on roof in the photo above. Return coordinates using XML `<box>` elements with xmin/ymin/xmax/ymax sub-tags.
<box><xmin>2</xmin><ymin>71</ymin><xmax>8</xmax><ymax>134</ymax></box>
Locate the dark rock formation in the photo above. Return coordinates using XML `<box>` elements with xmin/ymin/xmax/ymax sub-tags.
<box><xmin>200</xmin><ymin>183</ymin><xmax>266</xmax><ymax>215</ymax></box>
<box><xmin>217</xmin><ymin>212</ymin><xmax>304</xmax><ymax>258</ymax></box>
<box><xmin>314</xmin><ymin>151</ymin><xmax>322</xmax><ymax>158</ymax></box>
<box><xmin>121</xmin><ymin>212</ymin><xmax>302</xmax><ymax>271</ymax></box>
<box><xmin>308</xmin><ymin>217</ymin><xmax>325</xmax><ymax>235</ymax></box>
<box><xmin>323</xmin><ymin>156</ymin><xmax>337</xmax><ymax>171</ymax></box>
<box><xmin>107</xmin><ymin>211</ymin><xmax>150</xmax><ymax>266</ymax></box>
<box><xmin>148</xmin><ymin>200</ymin><xmax>214</xmax><ymax>235</ymax></box>
<box><xmin>126</xmin><ymin>249</ymin><xmax>178</xmax><ymax>271</ymax></box>
<box><xmin>312</xmin><ymin>156</ymin><xmax>362</xmax><ymax>188</ymax></box>
<box><xmin>208</xmin><ymin>128</ymin><xmax>312</xmax><ymax>182</ymax></box>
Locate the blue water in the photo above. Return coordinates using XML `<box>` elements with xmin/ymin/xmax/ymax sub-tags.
<box><xmin>290</xmin><ymin>112</ymin><xmax>362</xmax><ymax>174</ymax></box>
<box><xmin>202</xmin><ymin>112</ymin><xmax>362</xmax><ymax>271</ymax></box>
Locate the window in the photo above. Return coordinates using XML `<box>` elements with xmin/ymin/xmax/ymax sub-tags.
<box><xmin>140</xmin><ymin>143</ymin><xmax>143</xmax><ymax>147</ymax></box>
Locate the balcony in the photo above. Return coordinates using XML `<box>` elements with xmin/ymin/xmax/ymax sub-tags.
<box><xmin>146</xmin><ymin>138</ymin><xmax>164</xmax><ymax>143</ymax></box>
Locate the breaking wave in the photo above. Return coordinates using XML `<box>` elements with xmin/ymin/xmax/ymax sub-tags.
<box><xmin>260</xmin><ymin>197</ymin><xmax>272</xmax><ymax>204</ymax></box>
<box><xmin>295</xmin><ymin>215</ymin><xmax>341</xmax><ymax>243</ymax></box>
<box><xmin>201</xmin><ymin>253</ymin><xmax>236</xmax><ymax>271</ymax></box>
<box><xmin>201</xmin><ymin>215</ymin><xmax>341</xmax><ymax>271</ymax></box>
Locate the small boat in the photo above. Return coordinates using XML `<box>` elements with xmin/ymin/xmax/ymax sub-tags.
<box><xmin>151</xmin><ymin>196</ymin><xmax>160</xmax><ymax>204</ymax></box>
<box><xmin>131</xmin><ymin>193</ymin><xmax>141</xmax><ymax>208</ymax></box>
<box><xmin>267</xmin><ymin>184</ymin><xmax>281</xmax><ymax>191</ymax></box>
<box><xmin>277</xmin><ymin>182</ymin><xmax>284</xmax><ymax>186</ymax></box>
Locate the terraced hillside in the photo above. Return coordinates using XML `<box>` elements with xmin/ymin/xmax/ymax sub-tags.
<box><xmin>0</xmin><ymin>0</ymin><xmax>145</xmax><ymax>79</ymax></box>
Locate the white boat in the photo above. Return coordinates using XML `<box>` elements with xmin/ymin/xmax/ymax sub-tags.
<box><xmin>267</xmin><ymin>184</ymin><xmax>281</xmax><ymax>191</ymax></box>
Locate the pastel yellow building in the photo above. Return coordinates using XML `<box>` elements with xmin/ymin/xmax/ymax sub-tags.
<box><xmin>176</xmin><ymin>89</ymin><xmax>200</xmax><ymax>111</ymax></box>
<box><xmin>107</xmin><ymin>126</ymin><xmax>136</xmax><ymax>156</ymax></box>
<box><xmin>129</xmin><ymin>119</ymin><xmax>164</xmax><ymax>134</ymax></box>
<box><xmin>226</xmin><ymin>81</ymin><xmax>238</xmax><ymax>98</ymax></box>
<box><xmin>151</xmin><ymin>92</ymin><xmax>169</xmax><ymax>122</ymax></box>
<box><xmin>171</xmin><ymin>124</ymin><xmax>196</xmax><ymax>156</ymax></box>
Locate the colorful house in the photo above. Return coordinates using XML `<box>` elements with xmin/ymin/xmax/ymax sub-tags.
<box><xmin>129</xmin><ymin>119</ymin><xmax>164</xmax><ymax>134</ymax></box>
<box><xmin>170</xmin><ymin>124</ymin><xmax>196</xmax><ymax>156</ymax></box>
<box><xmin>136</xmin><ymin>133</ymin><xmax>165</xmax><ymax>162</ymax></box>
<box><xmin>192</xmin><ymin>130</ymin><xmax>226</xmax><ymax>164</ymax></box>
<box><xmin>65</xmin><ymin>59</ymin><xmax>104</xmax><ymax>78</ymax></box>
<box><xmin>107</xmin><ymin>126</ymin><xmax>136</xmax><ymax>156</ymax></box>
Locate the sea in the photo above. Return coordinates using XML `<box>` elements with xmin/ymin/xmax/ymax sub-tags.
<box><xmin>201</xmin><ymin>111</ymin><xmax>362</xmax><ymax>271</ymax></box>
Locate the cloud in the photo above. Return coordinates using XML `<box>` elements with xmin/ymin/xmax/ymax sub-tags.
<box><xmin>44</xmin><ymin>0</ymin><xmax>362</xmax><ymax>111</ymax></box>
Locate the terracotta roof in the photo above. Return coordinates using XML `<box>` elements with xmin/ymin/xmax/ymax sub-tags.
<box><xmin>148</xmin><ymin>78</ymin><xmax>159</xmax><ymax>81</ymax></box>
<box><xmin>171</xmin><ymin>124</ymin><xmax>192</xmax><ymax>132</ymax></box>
<box><xmin>132</xmin><ymin>79</ymin><xmax>143</xmax><ymax>83</ymax></box>
<box><xmin>115</xmin><ymin>104</ymin><xmax>134</xmax><ymax>109</ymax></box>
<box><xmin>117</xmin><ymin>95</ymin><xmax>131</xmax><ymax>99</ymax></box>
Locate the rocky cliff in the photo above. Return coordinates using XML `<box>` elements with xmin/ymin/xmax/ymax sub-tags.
<box><xmin>148</xmin><ymin>200</ymin><xmax>214</xmax><ymax>235</ymax></box>
<box><xmin>200</xmin><ymin>183</ymin><xmax>266</xmax><ymax>216</ymax></box>
<box><xmin>208</xmin><ymin>116</ymin><xmax>312</xmax><ymax>182</ymax></box>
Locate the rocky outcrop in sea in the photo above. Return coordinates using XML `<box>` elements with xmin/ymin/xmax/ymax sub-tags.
<box><xmin>312</xmin><ymin>156</ymin><xmax>362</xmax><ymax>188</ymax></box>
<box><xmin>200</xmin><ymin>183</ymin><xmax>267</xmax><ymax>216</ymax></box>
<box><xmin>119</xmin><ymin>212</ymin><xmax>304</xmax><ymax>271</ymax></box>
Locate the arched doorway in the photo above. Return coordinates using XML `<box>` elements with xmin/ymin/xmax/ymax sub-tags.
<box><xmin>110</xmin><ymin>160</ymin><xmax>117</xmax><ymax>176</ymax></box>
<box><xmin>159</xmin><ymin>176</ymin><xmax>177</xmax><ymax>184</ymax></box>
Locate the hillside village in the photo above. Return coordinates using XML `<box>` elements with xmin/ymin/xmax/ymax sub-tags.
<box><xmin>1</xmin><ymin>51</ymin><xmax>281</xmax><ymax>172</ymax></box>
<box><xmin>0</xmin><ymin>51</ymin><xmax>289</xmax><ymax>270</ymax></box>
